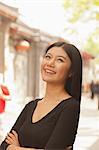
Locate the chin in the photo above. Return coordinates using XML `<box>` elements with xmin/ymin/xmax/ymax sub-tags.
<box><xmin>42</xmin><ymin>77</ymin><xmax>52</xmax><ymax>82</ymax></box>
<box><xmin>42</xmin><ymin>75</ymin><xmax>56</xmax><ymax>83</ymax></box>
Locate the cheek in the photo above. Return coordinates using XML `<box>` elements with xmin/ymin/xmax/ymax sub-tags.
<box><xmin>58</xmin><ymin>65</ymin><xmax>70</xmax><ymax>78</ymax></box>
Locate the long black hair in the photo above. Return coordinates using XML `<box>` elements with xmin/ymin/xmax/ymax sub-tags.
<box><xmin>45</xmin><ymin>41</ymin><xmax>82</xmax><ymax>103</ymax></box>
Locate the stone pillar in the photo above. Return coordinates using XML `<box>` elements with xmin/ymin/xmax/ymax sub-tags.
<box><xmin>27</xmin><ymin>42</ymin><xmax>36</xmax><ymax>98</ymax></box>
<box><xmin>0</xmin><ymin>18</ymin><xmax>11</xmax><ymax>81</ymax></box>
<box><xmin>27</xmin><ymin>40</ymin><xmax>42</xmax><ymax>99</ymax></box>
<box><xmin>34</xmin><ymin>42</ymin><xmax>41</xmax><ymax>98</ymax></box>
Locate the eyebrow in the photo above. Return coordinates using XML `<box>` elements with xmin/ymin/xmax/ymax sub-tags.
<box><xmin>46</xmin><ymin>53</ymin><xmax>67</xmax><ymax>59</ymax></box>
<box><xmin>57</xmin><ymin>56</ymin><xmax>67</xmax><ymax>60</ymax></box>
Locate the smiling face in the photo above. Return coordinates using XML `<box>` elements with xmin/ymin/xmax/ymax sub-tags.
<box><xmin>41</xmin><ymin>46</ymin><xmax>72</xmax><ymax>86</ymax></box>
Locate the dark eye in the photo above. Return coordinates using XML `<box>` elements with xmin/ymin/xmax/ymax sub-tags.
<box><xmin>57</xmin><ymin>58</ymin><xmax>64</xmax><ymax>62</ymax></box>
<box><xmin>44</xmin><ymin>55</ymin><xmax>51</xmax><ymax>60</ymax></box>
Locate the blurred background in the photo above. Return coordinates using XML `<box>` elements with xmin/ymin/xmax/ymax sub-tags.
<box><xmin>0</xmin><ymin>0</ymin><xmax>99</xmax><ymax>150</ymax></box>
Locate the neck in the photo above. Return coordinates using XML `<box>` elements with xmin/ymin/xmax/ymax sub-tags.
<box><xmin>44</xmin><ymin>83</ymin><xmax>69</xmax><ymax>102</ymax></box>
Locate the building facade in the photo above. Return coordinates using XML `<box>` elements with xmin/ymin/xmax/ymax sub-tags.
<box><xmin>0</xmin><ymin>2</ymin><xmax>62</xmax><ymax>103</ymax></box>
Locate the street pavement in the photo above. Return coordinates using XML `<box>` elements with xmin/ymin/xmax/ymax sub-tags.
<box><xmin>0</xmin><ymin>93</ymin><xmax>99</xmax><ymax>150</ymax></box>
<box><xmin>74</xmin><ymin>94</ymin><xmax>99</xmax><ymax>150</ymax></box>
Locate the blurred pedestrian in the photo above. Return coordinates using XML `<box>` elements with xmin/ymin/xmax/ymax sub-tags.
<box><xmin>94</xmin><ymin>80</ymin><xmax>99</xmax><ymax>110</ymax></box>
<box><xmin>90</xmin><ymin>80</ymin><xmax>95</xmax><ymax>100</ymax></box>
<box><xmin>0</xmin><ymin>42</ymin><xmax>82</xmax><ymax>150</ymax></box>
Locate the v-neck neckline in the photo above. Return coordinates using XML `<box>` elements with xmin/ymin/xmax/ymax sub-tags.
<box><xmin>31</xmin><ymin>97</ymin><xmax>72</xmax><ymax>124</ymax></box>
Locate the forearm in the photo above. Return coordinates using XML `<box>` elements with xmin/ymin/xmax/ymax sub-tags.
<box><xmin>6</xmin><ymin>145</ymin><xmax>36</xmax><ymax>150</ymax></box>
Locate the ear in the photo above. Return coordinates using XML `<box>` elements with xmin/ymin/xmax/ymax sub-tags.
<box><xmin>68</xmin><ymin>73</ymin><xmax>72</xmax><ymax>78</ymax></box>
<box><xmin>68</xmin><ymin>72</ymin><xmax>74</xmax><ymax>78</ymax></box>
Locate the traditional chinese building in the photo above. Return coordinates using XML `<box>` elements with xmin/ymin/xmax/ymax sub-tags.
<box><xmin>0</xmin><ymin>2</ymin><xmax>62</xmax><ymax>103</ymax></box>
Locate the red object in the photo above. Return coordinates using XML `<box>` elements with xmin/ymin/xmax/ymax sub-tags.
<box><xmin>1</xmin><ymin>85</ymin><xmax>10</xmax><ymax>95</ymax></box>
<box><xmin>15</xmin><ymin>45</ymin><xmax>30</xmax><ymax>51</ymax></box>
<box><xmin>15</xmin><ymin>40</ymin><xmax>30</xmax><ymax>52</ymax></box>
<box><xmin>81</xmin><ymin>51</ymin><xmax>95</xmax><ymax>60</ymax></box>
<box><xmin>0</xmin><ymin>96</ymin><xmax>5</xmax><ymax>113</ymax></box>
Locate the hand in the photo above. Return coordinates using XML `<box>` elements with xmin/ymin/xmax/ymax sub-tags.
<box><xmin>7</xmin><ymin>145</ymin><xmax>17</xmax><ymax>150</ymax></box>
<box><xmin>5</xmin><ymin>130</ymin><xmax>20</xmax><ymax>146</ymax></box>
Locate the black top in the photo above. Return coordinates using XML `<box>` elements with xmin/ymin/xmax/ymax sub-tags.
<box><xmin>0</xmin><ymin>97</ymin><xmax>80</xmax><ymax>150</ymax></box>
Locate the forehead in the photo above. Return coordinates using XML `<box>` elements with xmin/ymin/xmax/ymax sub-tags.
<box><xmin>47</xmin><ymin>47</ymin><xmax>68</xmax><ymax>57</ymax></box>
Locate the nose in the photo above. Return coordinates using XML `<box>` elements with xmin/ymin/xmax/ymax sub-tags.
<box><xmin>47</xmin><ymin>58</ymin><xmax>55</xmax><ymax>67</ymax></box>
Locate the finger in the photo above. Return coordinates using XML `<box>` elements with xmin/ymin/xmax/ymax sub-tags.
<box><xmin>7</xmin><ymin>132</ymin><xmax>15</xmax><ymax>139</ymax></box>
<box><xmin>6</xmin><ymin>134</ymin><xmax>13</xmax><ymax>140</ymax></box>
<box><xmin>12</xmin><ymin>130</ymin><xmax>18</xmax><ymax>138</ymax></box>
<box><xmin>5</xmin><ymin>138</ymin><xmax>12</xmax><ymax>144</ymax></box>
<box><xmin>5</xmin><ymin>136</ymin><xmax>13</xmax><ymax>144</ymax></box>
<box><xmin>6</xmin><ymin>133</ymin><xmax>16</xmax><ymax>142</ymax></box>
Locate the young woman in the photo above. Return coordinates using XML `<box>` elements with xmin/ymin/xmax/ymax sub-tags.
<box><xmin>0</xmin><ymin>41</ymin><xmax>82</xmax><ymax>150</ymax></box>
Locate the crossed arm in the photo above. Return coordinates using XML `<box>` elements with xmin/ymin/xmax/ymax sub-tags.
<box><xmin>6</xmin><ymin>131</ymin><xmax>72</xmax><ymax>150</ymax></box>
<box><xmin>6</xmin><ymin>129</ymin><xmax>72</xmax><ymax>150</ymax></box>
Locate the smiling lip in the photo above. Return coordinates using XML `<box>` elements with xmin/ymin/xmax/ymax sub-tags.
<box><xmin>44</xmin><ymin>68</ymin><xmax>56</xmax><ymax>74</ymax></box>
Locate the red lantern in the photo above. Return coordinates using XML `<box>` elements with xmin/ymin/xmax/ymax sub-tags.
<box><xmin>0</xmin><ymin>96</ymin><xmax>6</xmax><ymax>113</ymax></box>
<box><xmin>15</xmin><ymin>40</ymin><xmax>30</xmax><ymax>52</ymax></box>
